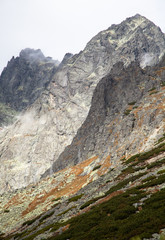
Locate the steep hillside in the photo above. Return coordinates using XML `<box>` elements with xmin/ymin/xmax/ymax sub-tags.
<box><xmin>0</xmin><ymin>129</ymin><xmax>165</xmax><ymax>239</ymax></box>
<box><xmin>45</xmin><ymin>56</ymin><xmax>165</xmax><ymax>175</ymax></box>
<box><xmin>0</xmin><ymin>51</ymin><xmax>165</xmax><ymax>239</ymax></box>
<box><xmin>1</xmin><ymin>14</ymin><xmax>165</xmax><ymax>193</ymax></box>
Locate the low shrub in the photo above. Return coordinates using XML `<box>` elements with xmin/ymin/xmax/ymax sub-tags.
<box><xmin>149</xmin><ymin>91</ymin><xmax>158</xmax><ymax>95</ymax></box>
<box><xmin>80</xmin><ymin>196</ymin><xmax>101</xmax><ymax>210</ymax></box>
<box><xmin>51</xmin><ymin>197</ymin><xmax>61</xmax><ymax>202</ymax></box>
<box><xmin>124</xmin><ymin>109</ymin><xmax>131</xmax><ymax>115</ymax></box>
<box><xmin>142</xmin><ymin>175</ymin><xmax>156</xmax><ymax>183</ymax></box>
<box><xmin>126</xmin><ymin>143</ymin><xmax>165</xmax><ymax>166</ymax></box>
<box><xmin>39</xmin><ymin>211</ymin><xmax>54</xmax><ymax>223</ymax></box>
<box><xmin>156</xmin><ymin>134</ymin><xmax>165</xmax><ymax>145</ymax></box>
<box><xmin>105</xmin><ymin>172</ymin><xmax>145</xmax><ymax>196</ymax></box>
<box><xmin>121</xmin><ymin>166</ymin><xmax>135</xmax><ymax>174</ymax></box>
<box><xmin>128</xmin><ymin>101</ymin><xmax>136</xmax><ymax>105</ymax></box>
<box><xmin>68</xmin><ymin>194</ymin><xmax>84</xmax><ymax>203</ymax></box>
<box><xmin>148</xmin><ymin>87</ymin><xmax>156</xmax><ymax>92</ymax></box>
<box><xmin>161</xmin><ymin>81</ymin><xmax>165</xmax><ymax>86</ymax></box>
<box><xmin>93</xmin><ymin>165</ymin><xmax>101</xmax><ymax>171</ymax></box>
<box><xmin>4</xmin><ymin>209</ymin><xmax>10</xmax><ymax>213</ymax></box>
<box><xmin>147</xmin><ymin>158</ymin><xmax>165</xmax><ymax>169</ymax></box>
<box><xmin>157</xmin><ymin>169</ymin><xmax>165</xmax><ymax>175</ymax></box>
<box><xmin>125</xmin><ymin>154</ymin><xmax>141</xmax><ymax>164</ymax></box>
<box><xmin>57</xmin><ymin>206</ymin><xmax>76</xmax><ymax>216</ymax></box>
<box><xmin>138</xmin><ymin>173</ymin><xmax>165</xmax><ymax>189</ymax></box>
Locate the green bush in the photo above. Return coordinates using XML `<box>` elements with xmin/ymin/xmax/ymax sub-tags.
<box><xmin>149</xmin><ymin>91</ymin><xmax>158</xmax><ymax>95</ymax></box>
<box><xmin>93</xmin><ymin>165</ymin><xmax>101</xmax><ymax>171</ymax></box>
<box><xmin>142</xmin><ymin>175</ymin><xmax>156</xmax><ymax>183</ymax></box>
<box><xmin>22</xmin><ymin>218</ymin><xmax>37</xmax><ymax>226</ymax></box>
<box><xmin>51</xmin><ymin>197</ymin><xmax>61</xmax><ymax>202</ymax></box>
<box><xmin>80</xmin><ymin>196</ymin><xmax>101</xmax><ymax>210</ymax></box>
<box><xmin>125</xmin><ymin>154</ymin><xmax>141</xmax><ymax>164</ymax></box>
<box><xmin>160</xmin><ymin>233</ymin><xmax>165</xmax><ymax>240</ymax></box>
<box><xmin>126</xmin><ymin>143</ymin><xmax>165</xmax><ymax>166</ymax></box>
<box><xmin>121</xmin><ymin>166</ymin><xmax>135</xmax><ymax>174</ymax></box>
<box><xmin>57</xmin><ymin>206</ymin><xmax>76</xmax><ymax>216</ymax></box>
<box><xmin>128</xmin><ymin>101</ymin><xmax>136</xmax><ymax>105</ymax></box>
<box><xmin>39</xmin><ymin>211</ymin><xmax>54</xmax><ymax>223</ymax></box>
<box><xmin>148</xmin><ymin>87</ymin><xmax>156</xmax><ymax>92</ymax></box>
<box><xmin>124</xmin><ymin>109</ymin><xmax>132</xmax><ymax>115</ymax></box>
<box><xmin>130</xmin><ymin>236</ymin><xmax>141</xmax><ymax>240</ymax></box>
<box><xmin>138</xmin><ymin>174</ymin><xmax>165</xmax><ymax>189</ymax></box>
<box><xmin>4</xmin><ymin>209</ymin><xmax>10</xmax><ymax>213</ymax></box>
<box><xmin>147</xmin><ymin>158</ymin><xmax>165</xmax><ymax>169</ymax></box>
<box><xmin>68</xmin><ymin>194</ymin><xmax>84</xmax><ymax>203</ymax></box>
<box><xmin>105</xmin><ymin>172</ymin><xmax>145</xmax><ymax>197</ymax></box>
<box><xmin>157</xmin><ymin>169</ymin><xmax>165</xmax><ymax>174</ymax></box>
<box><xmin>156</xmin><ymin>134</ymin><xmax>165</xmax><ymax>144</ymax></box>
<box><xmin>113</xmin><ymin>205</ymin><xmax>136</xmax><ymax>220</ymax></box>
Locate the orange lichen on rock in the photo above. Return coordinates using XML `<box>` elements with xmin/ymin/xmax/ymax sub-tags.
<box><xmin>155</xmin><ymin>67</ymin><xmax>165</xmax><ymax>76</ymax></box>
<box><xmin>22</xmin><ymin>156</ymin><xmax>98</xmax><ymax>216</ymax></box>
<box><xmin>53</xmin><ymin>224</ymin><xmax>70</xmax><ymax>237</ymax></box>
<box><xmin>5</xmin><ymin>193</ymin><xmax>24</xmax><ymax>209</ymax></box>
<box><xmin>71</xmin><ymin>155</ymin><xmax>98</xmax><ymax>176</ymax></box>
<box><xmin>97</xmin><ymin>155</ymin><xmax>111</xmax><ymax>176</ymax></box>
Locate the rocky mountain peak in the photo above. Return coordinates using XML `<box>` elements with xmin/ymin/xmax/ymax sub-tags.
<box><xmin>19</xmin><ymin>48</ymin><xmax>45</xmax><ymax>62</ymax></box>
<box><xmin>87</xmin><ymin>14</ymin><xmax>165</xmax><ymax>69</ymax></box>
<box><xmin>19</xmin><ymin>48</ymin><xmax>60</xmax><ymax>65</ymax></box>
<box><xmin>0</xmin><ymin>13</ymin><xmax>165</xmax><ymax>240</ymax></box>
<box><xmin>0</xmin><ymin>15</ymin><xmax>165</xmax><ymax>194</ymax></box>
<box><xmin>0</xmin><ymin>48</ymin><xmax>59</xmax><ymax>113</ymax></box>
<box><xmin>61</xmin><ymin>52</ymin><xmax>73</xmax><ymax>65</ymax></box>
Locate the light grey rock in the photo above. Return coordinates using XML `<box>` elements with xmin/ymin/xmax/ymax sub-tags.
<box><xmin>0</xmin><ymin>14</ymin><xmax>165</xmax><ymax>193</ymax></box>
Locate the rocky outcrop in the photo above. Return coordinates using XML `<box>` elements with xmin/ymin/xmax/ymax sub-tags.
<box><xmin>44</xmin><ymin>56</ymin><xmax>165</xmax><ymax>176</ymax></box>
<box><xmin>0</xmin><ymin>48</ymin><xmax>59</xmax><ymax>112</ymax></box>
<box><xmin>1</xmin><ymin>14</ymin><xmax>165</xmax><ymax>193</ymax></box>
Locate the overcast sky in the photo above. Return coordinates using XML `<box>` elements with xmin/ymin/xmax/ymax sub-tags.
<box><xmin>0</xmin><ymin>0</ymin><xmax>165</xmax><ymax>73</ymax></box>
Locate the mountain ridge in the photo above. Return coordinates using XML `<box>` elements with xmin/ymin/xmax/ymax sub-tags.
<box><xmin>43</xmin><ymin>56</ymin><xmax>165</xmax><ymax>177</ymax></box>
<box><xmin>0</xmin><ymin>14</ymin><xmax>165</xmax><ymax>239</ymax></box>
<box><xmin>0</xmin><ymin>13</ymin><xmax>165</xmax><ymax>193</ymax></box>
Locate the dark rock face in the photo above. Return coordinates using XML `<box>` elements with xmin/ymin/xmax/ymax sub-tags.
<box><xmin>44</xmin><ymin>55</ymin><xmax>165</xmax><ymax>175</ymax></box>
<box><xmin>60</xmin><ymin>53</ymin><xmax>73</xmax><ymax>65</ymax></box>
<box><xmin>0</xmin><ymin>48</ymin><xmax>58</xmax><ymax>112</ymax></box>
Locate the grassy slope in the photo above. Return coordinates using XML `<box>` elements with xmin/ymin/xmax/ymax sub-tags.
<box><xmin>2</xmin><ymin>141</ymin><xmax>165</xmax><ymax>240</ymax></box>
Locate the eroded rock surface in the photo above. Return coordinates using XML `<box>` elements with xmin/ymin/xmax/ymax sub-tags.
<box><xmin>0</xmin><ymin>14</ymin><xmax>165</xmax><ymax>193</ymax></box>
<box><xmin>45</xmin><ymin>57</ymin><xmax>165</xmax><ymax>176</ymax></box>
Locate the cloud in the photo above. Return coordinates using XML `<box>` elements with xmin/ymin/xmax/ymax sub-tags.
<box><xmin>140</xmin><ymin>53</ymin><xmax>156</xmax><ymax>68</ymax></box>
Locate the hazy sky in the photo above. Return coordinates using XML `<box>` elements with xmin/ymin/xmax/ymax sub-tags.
<box><xmin>0</xmin><ymin>0</ymin><xmax>165</xmax><ymax>73</ymax></box>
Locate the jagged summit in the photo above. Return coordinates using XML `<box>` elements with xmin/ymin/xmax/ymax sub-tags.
<box><xmin>61</xmin><ymin>52</ymin><xmax>73</xmax><ymax>65</ymax></box>
<box><xmin>0</xmin><ymin>48</ymin><xmax>59</xmax><ymax>113</ymax></box>
<box><xmin>121</xmin><ymin>13</ymin><xmax>148</xmax><ymax>24</ymax></box>
<box><xmin>0</xmin><ymin>15</ymin><xmax>165</xmax><ymax>194</ymax></box>
<box><xmin>19</xmin><ymin>48</ymin><xmax>45</xmax><ymax>61</ymax></box>
<box><xmin>87</xmin><ymin>13</ymin><xmax>165</xmax><ymax>69</ymax></box>
<box><xmin>108</xmin><ymin>13</ymin><xmax>147</xmax><ymax>29</ymax></box>
<box><xmin>0</xmin><ymin>14</ymin><xmax>165</xmax><ymax>238</ymax></box>
<box><xmin>19</xmin><ymin>48</ymin><xmax>60</xmax><ymax>65</ymax></box>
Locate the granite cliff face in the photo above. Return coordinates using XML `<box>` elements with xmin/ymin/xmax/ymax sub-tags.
<box><xmin>0</xmin><ymin>14</ymin><xmax>165</xmax><ymax>193</ymax></box>
<box><xmin>44</xmin><ymin>56</ymin><xmax>165</xmax><ymax>176</ymax></box>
